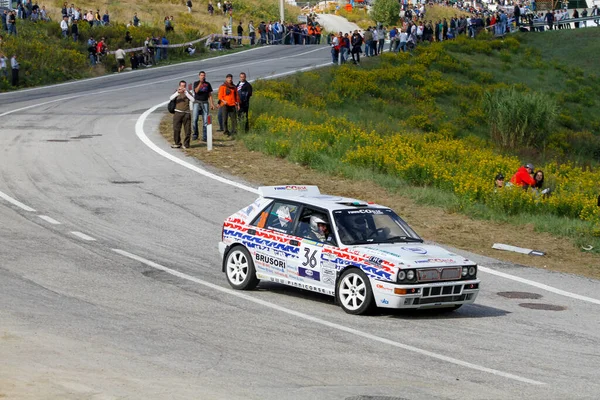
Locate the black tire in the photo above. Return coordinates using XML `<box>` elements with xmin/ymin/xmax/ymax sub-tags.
<box><xmin>224</xmin><ymin>246</ymin><xmax>259</xmax><ymax>290</ymax></box>
<box><xmin>336</xmin><ymin>268</ymin><xmax>374</xmax><ymax>315</ymax></box>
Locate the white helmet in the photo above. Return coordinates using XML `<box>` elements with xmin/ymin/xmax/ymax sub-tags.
<box><xmin>309</xmin><ymin>215</ymin><xmax>327</xmax><ymax>232</ymax></box>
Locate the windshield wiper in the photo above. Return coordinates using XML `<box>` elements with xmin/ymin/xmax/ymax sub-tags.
<box><xmin>383</xmin><ymin>236</ymin><xmax>423</xmax><ymax>243</ymax></box>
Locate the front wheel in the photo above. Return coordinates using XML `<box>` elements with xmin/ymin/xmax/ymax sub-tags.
<box><xmin>225</xmin><ymin>247</ymin><xmax>259</xmax><ymax>290</ymax></box>
<box><xmin>336</xmin><ymin>268</ymin><xmax>374</xmax><ymax>315</ymax></box>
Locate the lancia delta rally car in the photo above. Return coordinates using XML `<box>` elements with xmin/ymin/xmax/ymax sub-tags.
<box><xmin>218</xmin><ymin>186</ymin><xmax>480</xmax><ymax>315</ymax></box>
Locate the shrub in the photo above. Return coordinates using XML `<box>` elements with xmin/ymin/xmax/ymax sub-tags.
<box><xmin>483</xmin><ymin>87</ymin><xmax>558</xmax><ymax>150</ymax></box>
<box><xmin>369</xmin><ymin>0</ymin><xmax>399</xmax><ymax>26</ymax></box>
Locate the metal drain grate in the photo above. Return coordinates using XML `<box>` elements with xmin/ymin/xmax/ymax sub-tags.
<box><xmin>519</xmin><ymin>303</ymin><xmax>566</xmax><ymax>311</ymax></box>
<box><xmin>497</xmin><ymin>291</ymin><xmax>542</xmax><ymax>299</ymax></box>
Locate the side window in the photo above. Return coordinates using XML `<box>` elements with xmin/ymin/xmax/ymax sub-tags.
<box><xmin>294</xmin><ymin>207</ymin><xmax>336</xmax><ymax>245</ymax></box>
<box><xmin>252</xmin><ymin>201</ymin><xmax>299</xmax><ymax>234</ymax></box>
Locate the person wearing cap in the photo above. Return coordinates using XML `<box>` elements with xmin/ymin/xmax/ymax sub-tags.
<box><xmin>494</xmin><ymin>173</ymin><xmax>505</xmax><ymax>189</ymax></box>
<box><xmin>510</xmin><ymin>163</ymin><xmax>536</xmax><ymax>188</ymax></box>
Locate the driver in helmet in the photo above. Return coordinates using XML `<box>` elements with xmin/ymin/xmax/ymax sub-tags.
<box><xmin>309</xmin><ymin>214</ymin><xmax>332</xmax><ymax>243</ymax></box>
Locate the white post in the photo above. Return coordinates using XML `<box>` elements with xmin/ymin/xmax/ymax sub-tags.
<box><xmin>280</xmin><ymin>0</ymin><xmax>285</xmax><ymax>24</ymax></box>
<box><xmin>207</xmin><ymin>114</ymin><xmax>213</xmax><ymax>151</ymax></box>
<box><xmin>338</xmin><ymin>50</ymin><xmax>342</xmax><ymax>65</ymax></box>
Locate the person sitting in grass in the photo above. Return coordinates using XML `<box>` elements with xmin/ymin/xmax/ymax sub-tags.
<box><xmin>510</xmin><ymin>163</ymin><xmax>536</xmax><ymax>189</ymax></box>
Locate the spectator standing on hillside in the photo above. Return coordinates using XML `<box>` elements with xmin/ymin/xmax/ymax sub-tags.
<box><xmin>87</xmin><ymin>36</ymin><xmax>97</xmax><ymax>65</ymax></box>
<box><xmin>10</xmin><ymin>54</ymin><xmax>18</xmax><ymax>86</ymax></box>
<box><xmin>545</xmin><ymin>10</ymin><xmax>554</xmax><ymax>30</ymax></box>
<box><xmin>237</xmin><ymin>21</ymin><xmax>243</xmax><ymax>44</ymax></box>
<box><xmin>350</xmin><ymin>30</ymin><xmax>362</xmax><ymax>64</ymax></box>
<box><xmin>510</xmin><ymin>163</ymin><xmax>536</xmax><ymax>188</ymax></box>
<box><xmin>363</xmin><ymin>28</ymin><xmax>373</xmax><ymax>57</ymax></box>
<box><xmin>7</xmin><ymin>11</ymin><xmax>16</xmax><ymax>36</ymax></box>
<box><xmin>125</xmin><ymin>31</ymin><xmax>132</xmax><ymax>44</ymax></box>
<box><xmin>192</xmin><ymin>71</ymin><xmax>215</xmax><ymax>141</ymax></box>
<box><xmin>0</xmin><ymin>53</ymin><xmax>7</xmax><ymax>80</ymax></box>
<box><xmin>102</xmin><ymin>10</ymin><xmax>110</xmax><ymax>26</ymax></box>
<box><xmin>573</xmin><ymin>9</ymin><xmax>579</xmax><ymax>28</ymax></box>
<box><xmin>237</xmin><ymin>72</ymin><xmax>252</xmax><ymax>132</ymax></box>
<box><xmin>161</xmin><ymin>36</ymin><xmax>169</xmax><ymax>59</ymax></box>
<box><xmin>377</xmin><ymin>25</ymin><xmax>385</xmax><ymax>54</ymax></box>
<box><xmin>187</xmin><ymin>0</ymin><xmax>193</xmax><ymax>13</ymax></box>
<box><xmin>218</xmin><ymin>74</ymin><xmax>240</xmax><ymax>136</ymax></box>
<box><xmin>60</xmin><ymin>15</ymin><xmax>69</xmax><ymax>38</ymax></box>
<box><xmin>115</xmin><ymin>46</ymin><xmax>126</xmax><ymax>72</ymax></box>
<box><xmin>133</xmin><ymin>13</ymin><xmax>140</xmax><ymax>27</ymax></box>
<box><xmin>208</xmin><ymin>1</ymin><xmax>214</xmax><ymax>15</ymax></box>
<box><xmin>2</xmin><ymin>10</ymin><xmax>8</xmax><ymax>32</ymax></box>
<box><xmin>591</xmin><ymin>6</ymin><xmax>599</xmax><ymax>26</ymax></box>
<box><xmin>248</xmin><ymin>20</ymin><xmax>255</xmax><ymax>45</ymax></box>
<box><xmin>581</xmin><ymin>8</ymin><xmax>588</xmax><ymax>27</ymax></box>
<box><xmin>71</xmin><ymin>19</ymin><xmax>79</xmax><ymax>41</ymax></box>
<box><xmin>169</xmin><ymin>80</ymin><xmax>194</xmax><ymax>148</ymax></box>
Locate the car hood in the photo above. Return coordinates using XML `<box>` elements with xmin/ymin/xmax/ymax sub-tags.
<box><xmin>350</xmin><ymin>243</ymin><xmax>474</xmax><ymax>268</ymax></box>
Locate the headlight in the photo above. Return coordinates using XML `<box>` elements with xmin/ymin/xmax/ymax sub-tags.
<box><xmin>398</xmin><ymin>271</ymin><xmax>406</xmax><ymax>281</ymax></box>
<box><xmin>468</xmin><ymin>266</ymin><xmax>477</xmax><ymax>276</ymax></box>
<box><xmin>462</xmin><ymin>266</ymin><xmax>468</xmax><ymax>276</ymax></box>
<box><xmin>407</xmin><ymin>270</ymin><xmax>415</xmax><ymax>280</ymax></box>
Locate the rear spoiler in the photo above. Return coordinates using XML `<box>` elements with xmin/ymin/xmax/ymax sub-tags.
<box><xmin>258</xmin><ymin>185</ymin><xmax>320</xmax><ymax>198</ymax></box>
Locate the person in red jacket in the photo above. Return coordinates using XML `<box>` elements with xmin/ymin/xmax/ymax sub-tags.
<box><xmin>510</xmin><ymin>163</ymin><xmax>536</xmax><ymax>188</ymax></box>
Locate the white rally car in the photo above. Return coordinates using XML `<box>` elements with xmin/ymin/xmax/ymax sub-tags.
<box><xmin>218</xmin><ymin>186</ymin><xmax>480</xmax><ymax>315</ymax></box>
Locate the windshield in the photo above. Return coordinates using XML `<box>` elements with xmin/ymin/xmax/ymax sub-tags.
<box><xmin>332</xmin><ymin>208</ymin><xmax>422</xmax><ymax>246</ymax></box>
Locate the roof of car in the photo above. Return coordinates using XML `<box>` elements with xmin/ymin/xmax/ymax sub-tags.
<box><xmin>257</xmin><ymin>186</ymin><xmax>387</xmax><ymax>211</ymax></box>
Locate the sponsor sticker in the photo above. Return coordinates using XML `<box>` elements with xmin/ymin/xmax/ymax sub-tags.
<box><xmin>347</xmin><ymin>209</ymin><xmax>384</xmax><ymax>215</ymax></box>
<box><xmin>414</xmin><ymin>258</ymin><xmax>456</xmax><ymax>264</ymax></box>
<box><xmin>401</xmin><ymin>247</ymin><xmax>427</xmax><ymax>255</ymax></box>
<box><xmin>274</xmin><ymin>185</ymin><xmax>308</xmax><ymax>191</ymax></box>
<box><xmin>380</xmin><ymin>298</ymin><xmax>389</xmax><ymax>305</ymax></box>
<box><xmin>367</xmin><ymin>256</ymin><xmax>383</xmax><ymax>265</ymax></box>
<box><xmin>321</xmin><ymin>267</ymin><xmax>336</xmax><ymax>285</ymax></box>
<box><xmin>299</xmin><ymin>267</ymin><xmax>321</xmax><ymax>281</ymax></box>
<box><xmin>255</xmin><ymin>253</ymin><xmax>286</xmax><ymax>270</ymax></box>
<box><xmin>375</xmin><ymin>283</ymin><xmax>393</xmax><ymax>292</ymax></box>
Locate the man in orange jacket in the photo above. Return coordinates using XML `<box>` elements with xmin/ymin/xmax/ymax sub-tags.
<box><xmin>510</xmin><ymin>163</ymin><xmax>536</xmax><ymax>188</ymax></box>
<box><xmin>218</xmin><ymin>73</ymin><xmax>240</xmax><ymax>136</ymax></box>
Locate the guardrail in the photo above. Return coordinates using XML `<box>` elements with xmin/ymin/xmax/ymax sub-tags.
<box><xmin>107</xmin><ymin>33</ymin><xmax>253</xmax><ymax>55</ymax></box>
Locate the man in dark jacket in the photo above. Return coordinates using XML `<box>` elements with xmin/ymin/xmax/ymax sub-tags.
<box><xmin>236</xmin><ymin>72</ymin><xmax>253</xmax><ymax>132</ymax></box>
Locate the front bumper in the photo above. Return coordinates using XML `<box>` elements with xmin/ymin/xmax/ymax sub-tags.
<box><xmin>371</xmin><ymin>278</ymin><xmax>480</xmax><ymax>309</ymax></box>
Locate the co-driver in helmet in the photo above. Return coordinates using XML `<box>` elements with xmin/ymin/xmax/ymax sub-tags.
<box><xmin>309</xmin><ymin>214</ymin><xmax>332</xmax><ymax>243</ymax></box>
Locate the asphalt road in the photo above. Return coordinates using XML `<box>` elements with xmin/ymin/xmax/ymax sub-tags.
<box><xmin>1</xmin><ymin>45</ymin><xmax>599</xmax><ymax>400</ymax></box>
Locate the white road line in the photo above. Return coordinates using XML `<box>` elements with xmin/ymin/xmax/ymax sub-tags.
<box><xmin>0</xmin><ymin>190</ymin><xmax>37</xmax><ymax>212</ymax></box>
<box><xmin>38</xmin><ymin>215</ymin><xmax>62</xmax><ymax>225</ymax></box>
<box><xmin>112</xmin><ymin>248</ymin><xmax>545</xmax><ymax>386</ymax></box>
<box><xmin>479</xmin><ymin>266</ymin><xmax>600</xmax><ymax>305</ymax></box>
<box><xmin>71</xmin><ymin>231</ymin><xmax>96</xmax><ymax>241</ymax></box>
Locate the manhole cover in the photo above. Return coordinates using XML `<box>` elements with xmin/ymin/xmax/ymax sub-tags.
<box><xmin>110</xmin><ymin>180</ymin><xmax>143</xmax><ymax>185</ymax></box>
<box><xmin>519</xmin><ymin>303</ymin><xmax>566</xmax><ymax>311</ymax></box>
<box><xmin>346</xmin><ymin>397</ymin><xmax>409</xmax><ymax>400</ymax></box>
<box><xmin>46</xmin><ymin>139</ymin><xmax>70</xmax><ymax>142</ymax></box>
<box><xmin>497</xmin><ymin>291</ymin><xmax>542</xmax><ymax>299</ymax></box>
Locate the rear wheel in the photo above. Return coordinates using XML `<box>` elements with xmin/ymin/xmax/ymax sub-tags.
<box><xmin>336</xmin><ymin>268</ymin><xmax>373</xmax><ymax>315</ymax></box>
<box><xmin>225</xmin><ymin>247</ymin><xmax>259</xmax><ymax>290</ymax></box>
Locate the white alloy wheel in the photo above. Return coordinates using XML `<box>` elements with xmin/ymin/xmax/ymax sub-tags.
<box><xmin>337</xmin><ymin>269</ymin><xmax>373</xmax><ymax>315</ymax></box>
<box><xmin>225</xmin><ymin>247</ymin><xmax>259</xmax><ymax>290</ymax></box>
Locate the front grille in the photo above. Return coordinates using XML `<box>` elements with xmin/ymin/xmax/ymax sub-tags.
<box><xmin>423</xmin><ymin>285</ymin><xmax>463</xmax><ymax>297</ymax></box>
<box><xmin>414</xmin><ymin>294</ymin><xmax>467</xmax><ymax>305</ymax></box>
<box><xmin>417</xmin><ymin>267</ymin><xmax>461</xmax><ymax>282</ymax></box>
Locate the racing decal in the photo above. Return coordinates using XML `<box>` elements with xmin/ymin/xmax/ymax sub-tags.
<box><xmin>275</xmin><ymin>205</ymin><xmax>292</xmax><ymax>228</ymax></box>
<box><xmin>299</xmin><ymin>267</ymin><xmax>320</xmax><ymax>281</ymax></box>
<box><xmin>255</xmin><ymin>253</ymin><xmax>286</xmax><ymax>270</ymax></box>
<box><xmin>380</xmin><ymin>298</ymin><xmax>390</xmax><ymax>305</ymax></box>
<box><xmin>367</xmin><ymin>256</ymin><xmax>383</xmax><ymax>265</ymax></box>
<box><xmin>375</xmin><ymin>283</ymin><xmax>393</xmax><ymax>292</ymax></box>
<box><xmin>302</xmin><ymin>239</ymin><xmax>324</xmax><ymax>247</ymax></box>
<box><xmin>268</xmin><ymin>277</ymin><xmax>334</xmax><ymax>296</ymax></box>
<box><xmin>223</xmin><ymin>228</ymin><xmax>300</xmax><ymax>255</ymax></box>
<box><xmin>321</xmin><ymin>267</ymin><xmax>336</xmax><ymax>285</ymax></box>
<box><xmin>414</xmin><ymin>258</ymin><xmax>456</xmax><ymax>264</ymax></box>
<box><xmin>346</xmin><ymin>209</ymin><xmax>384</xmax><ymax>215</ymax></box>
<box><xmin>401</xmin><ymin>247</ymin><xmax>427</xmax><ymax>255</ymax></box>
<box><xmin>320</xmin><ymin>260</ymin><xmax>337</xmax><ymax>269</ymax></box>
<box><xmin>274</xmin><ymin>185</ymin><xmax>308</xmax><ymax>191</ymax></box>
